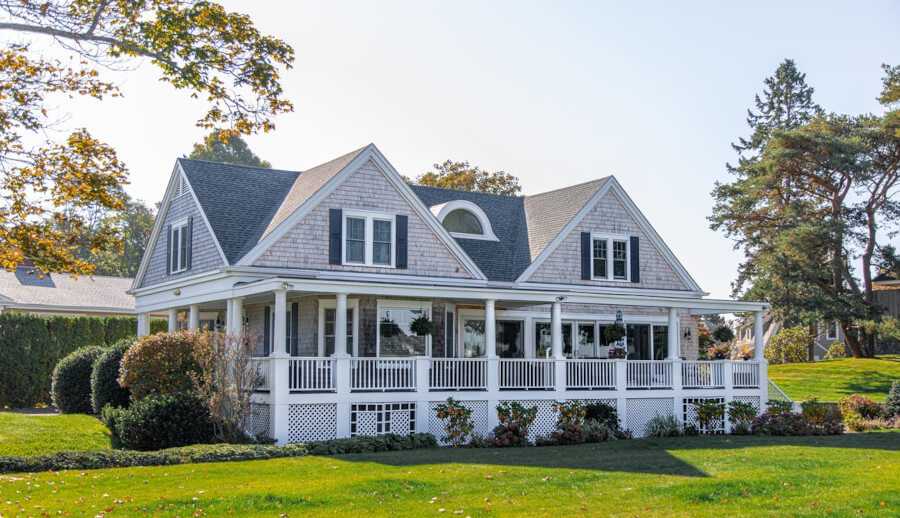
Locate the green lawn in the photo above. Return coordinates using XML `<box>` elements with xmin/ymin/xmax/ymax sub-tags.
<box><xmin>0</xmin><ymin>412</ymin><xmax>111</xmax><ymax>457</ymax></box>
<box><xmin>767</xmin><ymin>354</ymin><xmax>900</xmax><ymax>402</ymax></box>
<box><xmin>0</xmin><ymin>433</ymin><xmax>897</xmax><ymax>517</ymax></box>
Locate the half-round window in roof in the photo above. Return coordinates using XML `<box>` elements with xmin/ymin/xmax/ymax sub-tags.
<box><xmin>442</xmin><ymin>209</ymin><xmax>483</xmax><ymax>235</ymax></box>
<box><xmin>430</xmin><ymin>200</ymin><xmax>498</xmax><ymax>241</ymax></box>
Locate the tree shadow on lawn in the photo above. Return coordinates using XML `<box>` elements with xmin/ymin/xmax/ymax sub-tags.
<box><xmin>329</xmin><ymin>432</ymin><xmax>898</xmax><ymax>477</ymax></box>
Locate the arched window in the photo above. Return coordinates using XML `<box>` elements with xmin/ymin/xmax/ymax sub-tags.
<box><xmin>430</xmin><ymin>200</ymin><xmax>498</xmax><ymax>241</ymax></box>
<box><xmin>442</xmin><ymin>209</ymin><xmax>483</xmax><ymax>235</ymax></box>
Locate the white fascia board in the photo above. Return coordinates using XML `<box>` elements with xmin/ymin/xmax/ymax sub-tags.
<box><xmin>515</xmin><ymin>281</ymin><xmax>707</xmax><ymax>299</ymax></box>
<box><xmin>130</xmin><ymin>269</ymin><xmax>231</xmax><ymax>297</ymax></box>
<box><xmin>180</xmin><ymin>162</ymin><xmax>230</xmax><ymax>266</ymax></box>
<box><xmin>224</xmin><ymin>265</ymin><xmax>490</xmax><ymax>287</ymax></box>
<box><xmin>132</xmin><ymin>162</ymin><xmax>182</xmax><ymax>291</ymax></box>
<box><xmin>3</xmin><ymin>303</ymin><xmax>138</xmax><ymax>315</ymax></box>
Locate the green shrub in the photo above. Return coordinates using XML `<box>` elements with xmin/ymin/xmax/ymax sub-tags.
<box><xmin>304</xmin><ymin>433</ymin><xmax>437</xmax><ymax>455</ymax></box>
<box><xmin>90</xmin><ymin>338</ymin><xmax>133</xmax><ymax>413</ymax></box>
<box><xmin>583</xmin><ymin>419</ymin><xmax>612</xmax><ymax>443</ymax></box>
<box><xmin>693</xmin><ymin>400</ymin><xmax>725</xmax><ymax>434</ymax></box>
<box><xmin>0</xmin><ymin>313</ymin><xmax>49</xmax><ymax>408</ymax></box>
<box><xmin>712</xmin><ymin>325</ymin><xmax>735</xmax><ymax>343</ymax></box>
<box><xmin>838</xmin><ymin>394</ymin><xmax>882</xmax><ymax>420</ymax></box>
<box><xmin>491</xmin><ymin>402</ymin><xmax>537</xmax><ymax>447</ymax></box>
<box><xmin>765</xmin><ymin>326</ymin><xmax>813</xmax><ymax>364</ymax></box>
<box><xmin>884</xmin><ymin>381</ymin><xmax>900</xmax><ymax>418</ymax></box>
<box><xmin>51</xmin><ymin>346</ymin><xmax>106</xmax><ymax>413</ymax></box>
<box><xmin>119</xmin><ymin>331</ymin><xmax>200</xmax><ymax>400</ymax></box>
<box><xmin>727</xmin><ymin>400</ymin><xmax>758</xmax><ymax>434</ymax></box>
<box><xmin>823</xmin><ymin>341</ymin><xmax>847</xmax><ymax>359</ymax></box>
<box><xmin>644</xmin><ymin>414</ymin><xmax>683</xmax><ymax>438</ymax></box>
<box><xmin>103</xmin><ymin>393</ymin><xmax>214</xmax><ymax>451</ymax></box>
<box><xmin>751</xmin><ymin>412</ymin><xmax>843</xmax><ymax>435</ymax></box>
<box><xmin>433</xmin><ymin>398</ymin><xmax>474</xmax><ymax>446</ymax></box>
<box><xmin>766</xmin><ymin>399</ymin><xmax>794</xmax><ymax>415</ymax></box>
<box><xmin>800</xmin><ymin>395</ymin><xmax>828</xmax><ymax>423</ymax></box>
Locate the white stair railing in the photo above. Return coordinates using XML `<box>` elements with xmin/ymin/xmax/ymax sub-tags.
<box><xmin>429</xmin><ymin>358</ymin><xmax>487</xmax><ymax>391</ymax></box>
<box><xmin>566</xmin><ymin>359</ymin><xmax>616</xmax><ymax>389</ymax></box>
<box><xmin>499</xmin><ymin>359</ymin><xmax>555</xmax><ymax>390</ymax></box>
<box><xmin>732</xmin><ymin>361</ymin><xmax>760</xmax><ymax>388</ymax></box>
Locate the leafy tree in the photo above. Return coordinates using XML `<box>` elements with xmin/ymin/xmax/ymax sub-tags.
<box><xmin>711</xmin><ymin>61</ymin><xmax>900</xmax><ymax>357</ymax></box>
<box><xmin>0</xmin><ymin>1</ymin><xmax>294</xmax><ymax>276</ymax></box>
<box><xmin>62</xmin><ymin>197</ymin><xmax>155</xmax><ymax>277</ymax></box>
<box><xmin>189</xmin><ymin>130</ymin><xmax>271</xmax><ymax>168</ymax></box>
<box><xmin>412</xmin><ymin>160</ymin><xmax>522</xmax><ymax>195</ymax></box>
<box><xmin>712</xmin><ymin>325</ymin><xmax>735</xmax><ymax>344</ymax></box>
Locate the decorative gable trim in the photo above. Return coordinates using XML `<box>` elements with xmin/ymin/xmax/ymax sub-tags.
<box><xmin>515</xmin><ymin>177</ymin><xmax>702</xmax><ymax>292</ymax></box>
<box><xmin>131</xmin><ymin>161</ymin><xmax>228</xmax><ymax>290</ymax></box>
<box><xmin>236</xmin><ymin>145</ymin><xmax>487</xmax><ymax>281</ymax></box>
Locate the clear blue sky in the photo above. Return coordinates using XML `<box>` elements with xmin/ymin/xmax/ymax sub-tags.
<box><xmin>59</xmin><ymin>0</ymin><xmax>900</xmax><ymax>298</ymax></box>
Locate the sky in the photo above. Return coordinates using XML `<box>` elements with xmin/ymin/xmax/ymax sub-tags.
<box><xmin>31</xmin><ymin>0</ymin><xmax>900</xmax><ymax>299</ymax></box>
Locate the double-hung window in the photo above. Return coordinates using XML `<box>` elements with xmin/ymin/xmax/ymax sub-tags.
<box><xmin>170</xmin><ymin>219</ymin><xmax>190</xmax><ymax>273</ymax></box>
<box><xmin>343</xmin><ymin>211</ymin><xmax>394</xmax><ymax>267</ymax></box>
<box><xmin>591</xmin><ymin>234</ymin><xmax>629</xmax><ymax>281</ymax></box>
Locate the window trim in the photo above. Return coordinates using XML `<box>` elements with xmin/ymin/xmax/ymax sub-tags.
<box><xmin>342</xmin><ymin>210</ymin><xmax>396</xmax><ymax>267</ymax></box>
<box><xmin>318</xmin><ymin>298</ymin><xmax>359</xmax><ymax>357</ymax></box>
<box><xmin>375</xmin><ymin>299</ymin><xmax>431</xmax><ymax>357</ymax></box>
<box><xmin>170</xmin><ymin>218</ymin><xmax>189</xmax><ymax>274</ymax></box>
<box><xmin>590</xmin><ymin>232</ymin><xmax>631</xmax><ymax>282</ymax></box>
<box><xmin>825</xmin><ymin>320</ymin><xmax>839</xmax><ymax>340</ymax></box>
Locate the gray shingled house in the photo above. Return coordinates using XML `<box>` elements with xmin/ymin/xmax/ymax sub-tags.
<box><xmin>0</xmin><ymin>266</ymin><xmax>138</xmax><ymax>317</ymax></box>
<box><xmin>130</xmin><ymin>143</ymin><xmax>769</xmax><ymax>443</ymax></box>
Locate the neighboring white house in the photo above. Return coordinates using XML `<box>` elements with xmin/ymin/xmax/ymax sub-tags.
<box><xmin>0</xmin><ymin>266</ymin><xmax>140</xmax><ymax>318</ymax></box>
<box><xmin>131</xmin><ymin>144</ymin><xmax>769</xmax><ymax>443</ymax></box>
<box><xmin>734</xmin><ymin>313</ymin><xmax>845</xmax><ymax>361</ymax></box>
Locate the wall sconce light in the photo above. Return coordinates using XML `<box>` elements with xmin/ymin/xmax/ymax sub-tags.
<box><xmin>281</xmin><ymin>282</ymin><xmax>293</xmax><ymax>290</ymax></box>
<box><xmin>173</xmin><ymin>289</ymin><xmax>181</xmax><ymax>296</ymax></box>
<box><xmin>555</xmin><ymin>295</ymin><xmax>567</xmax><ymax>302</ymax></box>
<box><xmin>683</xmin><ymin>328</ymin><xmax>692</xmax><ymax>339</ymax></box>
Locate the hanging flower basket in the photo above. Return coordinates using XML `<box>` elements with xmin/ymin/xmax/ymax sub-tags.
<box><xmin>409</xmin><ymin>314</ymin><xmax>435</xmax><ymax>336</ymax></box>
<box><xmin>608</xmin><ymin>346</ymin><xmax>627</xmax><ymax>359</ymax></box>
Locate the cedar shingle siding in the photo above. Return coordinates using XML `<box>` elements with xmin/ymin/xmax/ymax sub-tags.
<box><xmin>254</xmin><ymin>160</ymin><xmax>475</xmax><ymax>279</ymax></box>
<box><xmin>527</xmin><ymin>190</ymin><xmax>689</xmax><ymax>290</ymax></box>
<box><xmin>139</xmin><ymin>184</ymin><xmax>223</xmax><ymax>288</ymax></box>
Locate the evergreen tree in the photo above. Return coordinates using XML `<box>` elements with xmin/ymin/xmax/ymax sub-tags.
<box><xmin>189</xmin><ymin>130</ymin><xmax>272</xmax><ymax>168</ymax></box>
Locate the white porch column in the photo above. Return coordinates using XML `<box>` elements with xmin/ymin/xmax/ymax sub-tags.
<box><xmin>484</xmin><ymin>299</ymin><xmax>497</xmax><ymax>358</ymax></box>
<box><xmin>753</xmin><ymin>311</ymin><xmax>765</xmax><ymax>360</ymax></box>
<box><xmin>551</xmin><ymin>300</ymin><xmax>563</xmax><ymax>359</ymax></box>
<box><xmin>232</xmin><ymin>297</ymin><xmax>244</xmax><ymax>337</ymax></box>
<box><xmin>188</xmin><ymin>304</ymin><xmax>200</xmax><ymax>330</ymax></box>
<box><xmin>333</xmin><ymin>293</ymin><xmax>350</xmax><ymax>358</ymax></box>
<box><xmin>667</xmin><ymin>307</ymin><xmax>680</xmax><ymax>359</ymax></box>
<box><xmin>137</xmin><ymin>313</ymin><xmax>150</xmax><ymax>338</ymax></box>
<box><xmin>225</xmin><ymin>298</ymin><xmax>235</xmax><ymax>333</ymax></box>
<box><xmin>167</xmin><ymin>309</ymin><xmax>178</xmax><ymax>332</ymax></box>
<box><xmin>273</xmin><ymin>289</ymin><xmax>287</xmax><ymax>356</ymax></box>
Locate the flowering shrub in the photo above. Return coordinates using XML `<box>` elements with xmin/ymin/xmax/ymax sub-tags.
<box><xmin>692</xmin><ymin>400</ymin><xmax>724</xmax><ymax>434</ymax></box>
<box><xmin>607</xmin><ymin>346</ymin><xmax>627</xmax><ymax>359</ymax></box>
<box><xmin>764</xmin><ymin>326</ymin><xmax>813</xmax><ymax>364</ymax></box>
<box><xmin>751</xmin><ymin>411</ymin><xmax>843</xmax><ymax>436</ymax></box>
<box><xmin>119</xmin><ymin>331</ymin><xmax>200</xmax><ymax>400</ymax></box>
<box><xmin>434</xmin><ymin>397</ymin><xmax>474</xmax><ymax>447</ymax></box>
<box><xmin>766</xmin><ymin>399</ymin><xmax>793</xmax><ymax>415</ymax></box>
<box><xmin>491</xmin><ymin>402</ymin><xmax>537</xmax><ymax>447</ymax></box>
<box><xmin>706</xmin><ymin>343</ymin><xmax>731</xmax><ymax>360</ymax></box>
<box><xmin>800</xmin><ymin>395</ymin><xmax>828</xmax><ymax>423</ymax></box>
<box><xmin>726</xmin><ymin>400</ymin><xmax>757</xmax><ymax>434</ymax></box>
<box><xmin>551</xmin><ymin>400</ymin><xmax>586</xmax><ymax>445</ymax></box>
<box><xmin>839</xmin><ymin>394</ymin><xmax>882</xmax><ymax>420</ymax></box>
<box><xmin>823</xmin><ymin>341</ymin><xmax>847</xmax><ymax>359</ymax></box>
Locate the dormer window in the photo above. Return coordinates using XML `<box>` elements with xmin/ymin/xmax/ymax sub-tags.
<box><xmin>430</xmin><ymin>200</ymin><xmax>498</xmax><ymax>241</ymax></box>
<box><xmin>591</xmin><ymin>233</ymin><xmax>630</xmax><ymax>281</ymax></box>
<box><xmin>342</xmin><ymin>211</ymin><xmax>394</xmax><ymax>267</ymax></box>
<box><xmin>167</xmin><ymin>217</ymin><xmax>193</xmax><ymax>274</ymax></box>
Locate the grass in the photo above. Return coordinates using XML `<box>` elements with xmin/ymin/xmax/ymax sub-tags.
<box><xmin>0</xmin><ymin>412</ymin><xmax>110</xmax><ymax>457</ymax></box>
<box><xmin>0</xmin><ymin>433</ymin><xmax>897</xmax><ymax>517</ymax></box>
<box><xmin>768</xmin><ymin>354</ymin><xmax>900</xmax><ymax>402</ymax></box>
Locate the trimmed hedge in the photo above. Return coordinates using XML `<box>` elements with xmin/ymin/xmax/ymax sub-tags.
<box><xmin>0</xmin><ymin>433</ymin><xmax>438</xmax><ymax>474</ymax></box>
<box><xmin>90</xmin><ymin>338</ymin><xmax>134</xmax><ymax>413</ymax></box>
<box><xmin>0</xmin><ymin>313</ymin><xmax>166</xmax><ymax>408</ymax></box>
<box><xmin>102</xmin><ymin>393</ymin><xmax>215</xmax><ymax>450</ymax></box>
<box><xmin>51</xmin><ymin>346</ymin><xmax>106</xmax><ymax>413</ymax></box>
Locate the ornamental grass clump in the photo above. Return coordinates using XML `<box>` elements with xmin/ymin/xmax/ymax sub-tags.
<box><xmin>644</xmin><ymin>413</ymin><xmax>683</xmax><ymax>438</ymax></box>
<box><xmin>551</xmin><ymin>400</ymin><xmax>586</xmax><ymax>444</ymax></box>
<box><xmin>491</xmin><ymin>401</ymin><xmax>537</xmax><ymax>447</ymax></box>
<box><xmin>434</xmin><ymin>397</ymin><xmax>474</xmax><ymax>447</ymax></box>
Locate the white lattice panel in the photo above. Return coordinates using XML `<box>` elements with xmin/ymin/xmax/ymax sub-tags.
<box><xmin>428</xmin><ymin>400</ymin><xmax>489</xmax><ymax>445</ymax></box>
<box><xmin>350</xmin><ymin>403</ymin><xmax>416</xmax><ymax>437</ymax></box>
<box><xmin>683</xmin><ymin>397</ymin><xmax>725</xmax><ymax>434</ymax></box>
<box><xmin>505</xmin><ymin>400</ymin><xmax>558</xmax><ymax>441</ymax></box>
<box><xmin>288</xmin><ymin>403</ymin><xmax>337</xmax><ymax>443</ymax></box>
<box><xmin>733</xmin><ymin>395</ymin><xmax>761</xmax><ymax>412</ymax></box>
<box><xmin>247</xmin><ymin>403</ymin><xmax>271</xmax><ymax>438</ymax></box>
<box><xmin>626</xmin><ymin>398</ymin><xmax>674</xmax><ymax>438</ymax></box>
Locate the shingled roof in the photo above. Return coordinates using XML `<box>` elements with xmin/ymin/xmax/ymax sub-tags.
<box><xmin>0</xmin><ymin>266</ymin><xmax>136</xmax><ymax>314</ymax></box>
<box><xmin>175</xmin><ymin>146</ymin><xmax>613</xmax><ymax>282</ymax></box>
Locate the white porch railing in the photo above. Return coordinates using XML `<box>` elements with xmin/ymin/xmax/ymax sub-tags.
<box><xmin>732</xmin><ymin>361</ymin><xmax>760</xmax><ymax>388</ymax></box>
<box><xmin>430</xmin><ymin>358</ymin><xmax>487</xmax><ymax>391</ymax></box>
<box><xmin>351</xmin><ymin>358</ymin><xmax>417</xmax><ymax>391</ymax></box>
<box><xmin>499</xmin><ymin>359</ymin><xmax>555</xmax><ymax>390</ymax></box>
<box><xmin>566</xmin><ymin>359</ymin><xmax>616</xmax><ymax>390</ymax></box>
<box><xmin>626</xmin><ymin>360</ymin><xmax>673</xmax><ymax>389</ymax></box>
<box><xmin>682</xmin><ymin>361</ymin><xmax>724</xmax><ymax>388</ymax></box>
<box><xmin>251</xmin><ymin>358</ymin><xmax>269</xmax><ymax>391</ymax></box>
<box><xmin>288</xmin><ymin>358</ymin><xmax>336</xmax><ymax>392</ymax></box>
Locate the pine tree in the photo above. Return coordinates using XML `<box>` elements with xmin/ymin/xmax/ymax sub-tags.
<box><xmin>189</xmin><ymin>130</ymin><xmax>272</xmax><ymax>168</ymax></box>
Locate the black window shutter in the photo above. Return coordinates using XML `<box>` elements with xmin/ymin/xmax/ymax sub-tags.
<box><xmin>630</xmin><ymin>236</ymin><xmax>640</xmax><ymax>283</ymax></box>
<box><xmin>185</xmin><ymin>215</ymin><xmax>193</xmax><ymax>270</ymax></box>
<box><xmin>396</xmin><ymin>215</ymin><xmax>408</xmax><ymax>269</ymax></box>
<box><xmin>580</xmin><ymin>232</ymin><xmax>591</xmax><ymax>280</ymax></box>
<box><xmin>165</xmin><ymin>225</ymin><xmax>172</xmax><ymax>274</ymax></box>
<box><xmin>329</xmin><ymin>209</ymin><xmax>342</xmax><ymax>264</ymax></box>
<box><xmin>263</xmin><ymin>306</ymin><xmax>271</xmax><ymax>356</ymax></box>
<box><xmin>290</xmin><ymin>302</ymin><xmax>299</xmax><ymax>356</ymax></box>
